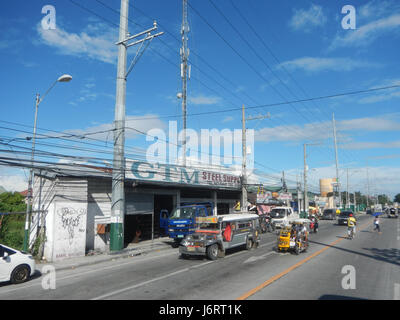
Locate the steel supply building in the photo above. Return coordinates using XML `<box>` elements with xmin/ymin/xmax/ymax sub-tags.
<box><xmin>29</xmin><ymin>160</ymin><xmax>243</xmax><ymax>262</ymax></box>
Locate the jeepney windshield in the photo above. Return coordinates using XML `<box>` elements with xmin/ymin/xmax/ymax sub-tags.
<box><xmin>270</xmin><ymin>209</ymin><xmax>286</xmax><ymax>218</ymax></box>
<box><xmin>170</xmin><ymin>207</ymin><xmax>197</xmax><ymax>220</ymax></box>
<box><xmin>198</xmin><ymin>222</ymin><xmax>220</xmax><ymax>231</ymax></box>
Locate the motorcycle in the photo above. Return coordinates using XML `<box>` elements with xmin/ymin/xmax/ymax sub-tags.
<box><xmin>309</xmin><ymin>216</ymin><xmax>319</xmax><ymax>233</ymax></box>
<box><xmin>265</xmin><ymin>215</ymin><xmax>275</xmax><ymax>232</ymax></box>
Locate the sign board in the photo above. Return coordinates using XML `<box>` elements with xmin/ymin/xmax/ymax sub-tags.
<box><xmin>257</xmin><ymin>192</ymin><xmax>292</xmax><ymax>203</ymax></box>
<box><xmin>126</xmin><ymin>160</ymin><xmax>241</xmax><ymax>189</ymax></box>
<box><xmin>196</xmin><ymin>216</ymin><xmax>218</xmax><ymax>224</ymax></box>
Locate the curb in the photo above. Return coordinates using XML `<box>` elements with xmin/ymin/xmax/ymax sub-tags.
<box><xmin>37</xmin><ymin>242</ymin><xmax>176</xmax><ymax>272</ymax></box>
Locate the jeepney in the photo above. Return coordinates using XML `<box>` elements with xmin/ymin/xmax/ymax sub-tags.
<box><xmin>179</xmin><ymin>214</ymin><xmax>260</xmax><ymax>260</ymax></box>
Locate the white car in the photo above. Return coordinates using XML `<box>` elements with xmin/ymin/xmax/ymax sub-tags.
<box><xmin>270</xmin><ymin>206</ymin><xmax>299</xmax><ymax>228</ymax></box>
<box><xmin>0</xmin><ymin>244</ymin><xmax>36</xmax><ymax>284</ymax></box>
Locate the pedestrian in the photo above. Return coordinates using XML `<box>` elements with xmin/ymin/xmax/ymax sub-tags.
<box><xmin>234</xmin><ymin>200</ymin><xmax>241</xmax><ymax>212</ymax></box>
<box><xmin>373</xmin><ymin>216</ymin><xmax>381</xmax><ymax>234</ymax></box>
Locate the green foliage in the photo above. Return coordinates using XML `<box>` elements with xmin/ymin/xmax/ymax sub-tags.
<box><xmin>0</xmin><ymin>192</ymin><xmax>26</xmax><ymax>212</ymax></box>
<box><xmin>0</xmin><ymin>192</ymin><xmax>27</xmax><ymax>250</ymax></box>
<box><xmin>394</xmin><ymin>193</ymin><xmax>400</xmax><ymax>203</ymax></box>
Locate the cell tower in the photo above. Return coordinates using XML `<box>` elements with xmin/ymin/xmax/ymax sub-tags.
<box><xmin>179</xmin><ymin>0</ymin><xmax>190</xmax><ymax>167</ymax></box>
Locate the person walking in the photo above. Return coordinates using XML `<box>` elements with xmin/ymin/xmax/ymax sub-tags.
<box><xmin>373</xmin><ymin>216</ymin><xmax>381</xmax><ymax>234</ymax></box>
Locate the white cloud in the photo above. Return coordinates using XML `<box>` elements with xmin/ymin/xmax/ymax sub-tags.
<box><xmin>254</xmin><ymin>114</ymin><xmax>400</xmax><ymax>143</ymax></box>
<box><xmin>37</xmin><ymin>22</ymin><xmax>118</xmax><ymax>64</ymax></box>
<box><xmin>287</xmin><ymin>164</ymin><xmax>400</xmax><ymax>198</ymax></box>
<box><xmin>222</xmin><ymin>116</ymin><xmax>234</xmax><ymax>123</ymax></box>
<box><xmin>330</xmin><ymin>13</ymin><xmax>400</xmax><ymax>50</ymax></box>
<box><xmin>189</xmin><ymin>95</ymin><xmax>221</xmax><ymax>105</ymax></box>
<box><xmin>64</xmin><ymin>114</ymin><xmax>167</xmax><ymax>141</ymax></box>
<box><xmin>0</xmin><ymin>173</ymin><xmax>28</xmax><ymax>192</ymax></box>
<box><xmin>278</xmin><ymin>57</ymin><xmax>378</xmax><ymax>73</ymax></box>
<box><xmin>289</xmin><ymin>4</ymin><xmax>327</xmax><ymax>32</ymax></box>
<box><xmin>341</xmin><ymin>141</ymin><xmax>400</xmax><ymax>150</ymax></box>
<box><xmin>358</xmin><ymin>79</ymin><xmax>400</xmax><ymax>104</ymax></box>
<box><xmin>358</xmin><ymin>0</ymin><xmax>399</xmax><ymax>21</ymax></box>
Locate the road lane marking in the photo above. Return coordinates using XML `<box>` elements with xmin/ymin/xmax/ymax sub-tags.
<box><xmin>91</xmin><ymin>259</ymin><xmax>215</xmax><ymax>300</ymax></box>
<box><xmin>91</xmin><ymin>239</ymin><xmax>277</xmax><ymax>299</ymax></box>
<box><xmin>0</xmin><ymin>250</ymin><xmax>177</xmax><ymax>296</ymax></box>
<box><xmin>243</xmin><ymin>252</ymin><xmax>275</xmax><ymax>264</ymax></box>
<box><xmin>237</xmin><ymin>220</ymin><xmax>371</xmax><ymax>300</ymax></box>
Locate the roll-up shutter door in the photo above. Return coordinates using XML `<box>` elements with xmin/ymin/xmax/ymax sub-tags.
<box><xmin>125</xmin><ymin>193</ymin><xmax>154</xmax><ymax>215</ymax></box>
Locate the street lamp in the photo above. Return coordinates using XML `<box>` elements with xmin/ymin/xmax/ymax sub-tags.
<box><xmin>23</xmin><ymin>74</ymin><xmax>72</xmax><ymax>252</ymax></box>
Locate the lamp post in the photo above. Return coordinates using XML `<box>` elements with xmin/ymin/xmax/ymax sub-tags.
<box><xmin>23</xmin><ymin>74</ymin><xmax>72</xmax><ymax>252</ymax></box>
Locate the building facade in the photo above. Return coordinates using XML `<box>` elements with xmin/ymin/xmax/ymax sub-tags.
<box><xmin>29</xmin><ymin>162</ymin><xmax>242</xmax><ymax>262</ymax></box>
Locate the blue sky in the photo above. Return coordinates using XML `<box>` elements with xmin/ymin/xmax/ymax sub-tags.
<box><xmin>0</xmin><ymin>0</ymin><xmax>400</xmax><ymax>198</ymax></box>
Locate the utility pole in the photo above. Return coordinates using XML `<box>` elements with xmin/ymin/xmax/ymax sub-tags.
<box><xmin>297</xmin><ymin>174</ymin><xmax>302</xmax><ymax>214</ymax></box>
<box><xmin>110</xmin><ymin>0</ymin><xmax>163</xmax><ymax>251</ymax></box>
<box><xmin>282</xmin><ymin>171</ymin><xmax>289</xmax><ymax>206</ymax></box>
<box><xmin>303</xmin><ymin>144</ymin><xmax>308</xmax><ymax>217</ymax></box>
<box><xmin>241</xmin><ymin>109</ymin><xmax>270</xmax><ymax>212</ymax></box>
<box><xmin>180</xmin><ymin>0</ymin><xmax>190</xmax><ymax>167</ymax></box>
<box><xmin>110</xmin><ymin>0</ymin><xmax>129</xmax><ymax>252</ymax></box>
<box><xmin>366</xmin><ymin>160</ymin><xmax>370</xmax><ymax>208</ymax></box>
<box><xmin>346</xmin><ymin>168</ymin><xmax>349</xmax><ymax>209</ymax></box>
<box><xmin>303</xmin><ymin>142</ymin><xmax>321</xmax><ymax>217</ymax></box>
<box><xmin>242</xmin><ymin>104</ymin><xmax>247</xmax><ymax>212</ymax></box>
<box><xmin>332</xmin><ymin>113</ymin><xmax>341</xmax><ymax>209</ymax></box>
<box><xmin>354</xmin><ymin>191</ymin><xmax>357</xmax><ymax>212</ymax></box>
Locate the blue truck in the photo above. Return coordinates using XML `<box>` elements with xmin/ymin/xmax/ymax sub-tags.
<box><xmin>160</xmin><ymin>202</ymin><xmax>214</xmax><ymax>244</ymax></box>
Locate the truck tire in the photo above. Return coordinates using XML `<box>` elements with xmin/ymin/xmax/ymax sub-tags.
<box><xmin>206</xmin><ymin>244</ymin><xmax>218</xmax><ymax>260</ymax></box>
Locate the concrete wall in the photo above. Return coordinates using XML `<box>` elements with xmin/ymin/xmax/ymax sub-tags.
<box><xmin>33</xmin><ymin>176</ymin><xmax>89</xmax><ymax>262</ymax></box>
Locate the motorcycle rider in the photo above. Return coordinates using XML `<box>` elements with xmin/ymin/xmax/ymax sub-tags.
<box><xmin>347</xmin><ymin>213</ymin><xmax>357</xmax><ymax>238</ymax></box>
<box><xmin>310</xmin><ymin>213</ymin><xmax>319</xmax><ymax>233</ymax></box>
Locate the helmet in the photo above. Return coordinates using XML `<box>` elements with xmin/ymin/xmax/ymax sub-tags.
<box><xmin>349</xmin><ymin>213</ymin><xmax>353</xmax><ymax>217</ymax></box>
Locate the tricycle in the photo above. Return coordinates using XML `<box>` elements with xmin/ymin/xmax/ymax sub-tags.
<box><xmin>277</xmin><ymin>219</ymin><xmax>309</xmax><ymax>255</ymax></box>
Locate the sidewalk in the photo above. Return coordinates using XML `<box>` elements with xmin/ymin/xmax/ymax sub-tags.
<box><xmin>36</xmin><ymin>236</ymin><xmax>176</xmax><ymax>272</ymax></box>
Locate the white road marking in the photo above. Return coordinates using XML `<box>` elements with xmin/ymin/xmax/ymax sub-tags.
<box><xmin>0</xmin><ymin>250</ymin><xmax>177</xmax><ymax>295</ymax></box>
<box><xmin>243</xmin><ymin>252</ymin><xmax>275</xmax><ymax>264</ymax></box>
<box><xmin>92</xmin><ymin>239</ymin><xmax>277</xmax><ymax>299</ymax></box>
<box><xmin>91</xmin><ymin>259</ymin><xmax>215</xmax><ymax>300</ymax></box>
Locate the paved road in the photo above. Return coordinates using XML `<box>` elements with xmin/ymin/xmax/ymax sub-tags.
<box><xmin>0</xmin><ymin>214</ymin><xmax>398</xmax><ymax>300</ymax></box>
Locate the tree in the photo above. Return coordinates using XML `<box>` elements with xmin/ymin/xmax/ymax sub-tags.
<box><xmin>0</xmin><ymin>192</ymin><xmax>27</xmax><ymax>250</ymax></box>
<box><xmin>0</xmin><ymin>192</ymin><xmax>26</xmax><ymax>212</ymax></box>
<box><xmin>377</xmin><ymin>194</ymin><xmax>391</xmax><ymax>206</ymax></box>
<box><xmin>394</xmin><ymin>193</ymin><xmax>400</xmax><ymax>203</ymax></box>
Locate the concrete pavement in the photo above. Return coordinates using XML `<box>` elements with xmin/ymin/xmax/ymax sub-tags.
<box><xmin>36</xmin><ymin>212</ymin><xmax>368</xmax><ymax>272</ymax></box>
<box><xmin>36</xmin><ymin>236</ymin><xmax>175</xmax><ymax>272</ymax></box>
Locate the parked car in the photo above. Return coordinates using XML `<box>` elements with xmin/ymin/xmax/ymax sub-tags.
<box><xmin>337</xmin><ymin>211</ymin><xmax>354</xmax><ymax>225</ymax></box>
<box><xmin>322</xmin><ymin>209</ymin><xmax>336</xmax><ymax>220</ymax></box>
<box><xmin>0</xmin><ymin>244</ymin><xmax>36</xmax><ymax>284</ymax></box>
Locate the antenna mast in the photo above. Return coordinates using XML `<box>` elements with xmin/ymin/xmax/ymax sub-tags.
<box><xmin>180</xmin><ymin>0</ymin><xmax>190</xmax><ymax>166</ymax></box>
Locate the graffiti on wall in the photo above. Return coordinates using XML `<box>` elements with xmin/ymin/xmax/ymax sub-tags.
<box><xmin>57</xmin><ymin>207</ymin><xmax>86</xmax><ymax>244</ymax></box>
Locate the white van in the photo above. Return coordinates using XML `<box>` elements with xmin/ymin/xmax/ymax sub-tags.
<box><xmin>270</xmin><ymin>206</ymin><xmax>299</xmax><ymax>228</ymax></box>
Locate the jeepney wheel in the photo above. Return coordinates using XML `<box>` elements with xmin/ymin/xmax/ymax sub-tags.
<box><xmin>245</xmin><ymin>237</ymin><xmax>253</xmax><ymax>250</ymax></box>
<box><xmin>206</xmin><ymin>244</ymin><xmax>219</xmax><ymax>260</ymax></box>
